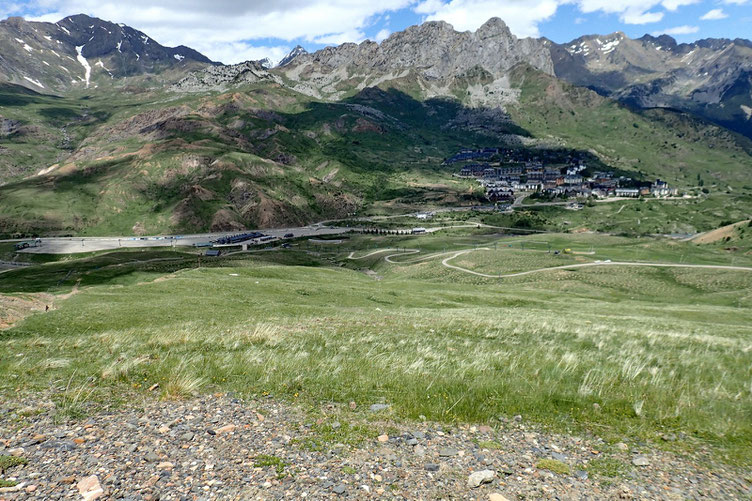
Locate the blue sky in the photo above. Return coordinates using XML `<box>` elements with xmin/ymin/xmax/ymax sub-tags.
<box><xmin>5</xmin><ymin>0</ymin><xmax>751</xmax><ymax>64</ymax></box>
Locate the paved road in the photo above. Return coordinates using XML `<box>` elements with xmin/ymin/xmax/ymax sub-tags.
<box><xmin>17</xmin><ymin>225</ymin><xmax>352</xmax><ymax>255</ymax></box>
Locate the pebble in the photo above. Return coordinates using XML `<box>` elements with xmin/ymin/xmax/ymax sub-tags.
<box><xmin>215</xmin><ymin>424</ymin><xmax>236</xmax><ymax>434</ymax></box>
<box><xmin>616</xmin><ymin>442</ymin><xmax>629</xmax><ymax>452</ymax></box>
<box><xmin>377</xmin><ymin>434</ymin><xmax>389</xmax><ymax>443</ymax></box>
<box><xmin>632</xmin><ymin>455</ymin><xmax>651</xmax><ymax>466</ymax></box>
<box><xmin>425</xmin><ymin>463</ymin><xmax>440</xmax><ymax>472</ymax></box>
<box><xmin>489</xmin><ymin>494</ymin><xmax>511</xmax><ymax>501</ymax></box>
<box><xmin>77</xmin><ymin>475</ymin><xmax>104</xmax><ymax>501</ymax></box>
<box><xmin>439</xmin><ymin>447</ymin><xmax>459</xmax><ymax>457</ymax></box>
<box><xmin>467</xmin><ymin>469</ymin><xmax>496</xmax><ymax>488</ymax></box>
<box><xmin>333</xmin><ymin>484</ymin><xmax>346</xmax><ymax>494</ymax></box>
<box><xmin>369</xmin><ymin>404</ymin><xmax>390</xmax><ymax>412</ymax></box>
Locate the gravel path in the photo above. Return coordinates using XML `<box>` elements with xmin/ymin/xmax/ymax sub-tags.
<box><xmin>1</xmin><ymin>394</ymin><xmax>750</xmax><ymax>500</ymax></box>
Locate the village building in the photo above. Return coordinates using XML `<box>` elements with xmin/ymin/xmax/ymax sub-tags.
<box><xmin>615</xmin><ymin>188</ymin><xmax>640</xmax><ymax>198</ymax></box>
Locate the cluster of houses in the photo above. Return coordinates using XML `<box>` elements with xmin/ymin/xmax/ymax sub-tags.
<box><xmin>450</xmin><ymin>149</ymin><xmax>678</xmax><ymax>202</ymax></box>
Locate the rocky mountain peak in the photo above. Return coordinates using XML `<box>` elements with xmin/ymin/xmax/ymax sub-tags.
<box><xmin>475</xmin><ymin>17</ymin><xmax>513</xmax><ymax>39</ymax></box>
<box><xmin>278</xmin><ymin>45</ymin><xmax>308</xmax><ymax>67</ymax></box>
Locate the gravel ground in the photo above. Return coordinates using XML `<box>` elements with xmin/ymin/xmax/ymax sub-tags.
<box><xmin>1</xmin><ymin>393</ymin><xmax>750</xmax><ymax>500</ymax></box>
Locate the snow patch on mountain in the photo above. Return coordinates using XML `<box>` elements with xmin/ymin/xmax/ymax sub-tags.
<box><xmin>76</xmin><ymin>45</ymin><xmax>91</xmax><ymax>88</ymax></box>
<box><xmin>23</xmin><ymin>76</ymin><xmax>44</xmax><ymax>88</ymax></box>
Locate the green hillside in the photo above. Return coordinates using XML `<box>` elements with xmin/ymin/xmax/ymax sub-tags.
<box><xmin>1</xmin><ymin>66</ymin><xmax>751</xmax><ymax>237</ymax></box>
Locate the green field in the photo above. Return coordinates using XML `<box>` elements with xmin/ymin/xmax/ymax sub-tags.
<box><xmin>2</xmin><ymin>230</ymin><xmax>751</xmax><ymax>465</ymax></box>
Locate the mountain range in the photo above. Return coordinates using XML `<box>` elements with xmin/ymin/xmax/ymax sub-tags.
<box><xmin>0</xmin><ymin>14</ymin><xmax>750</xmax><ymax>236</ymax></box>
<box><xmin>0</xmin><ymin>14</ymin><xmax>212</xmax><ymax>92</ymax></box>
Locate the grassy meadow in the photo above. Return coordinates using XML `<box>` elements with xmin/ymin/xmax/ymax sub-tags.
<box><xmin>2</xmin><ymin>230</ymin><xmax>751</xmax><ymax>464</ymax></box>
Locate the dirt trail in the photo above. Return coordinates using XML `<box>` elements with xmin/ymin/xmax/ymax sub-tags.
<box><xmin>356</xmin><ymin>247</ymin><xmax>752</xmax><ymax>279</ymax></box>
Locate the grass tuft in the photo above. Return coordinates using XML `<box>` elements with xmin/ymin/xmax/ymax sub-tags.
<box><xmin>536</xmin><ymin>458</ymin><xmax>571</xmax><ymax>475</ymax></box>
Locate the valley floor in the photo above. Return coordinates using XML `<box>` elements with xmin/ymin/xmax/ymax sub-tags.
<box><xmin>1</xmin><ymin>228</ymin><xmax>751</xmax><ymax>498</ymax></box>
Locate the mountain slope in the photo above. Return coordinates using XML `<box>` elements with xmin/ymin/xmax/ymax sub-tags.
<box><xmin>0</xmin><ymin>14</ymin><xmax>213</xmax><ymax>92</ymax></box>
<box><xmin>550</xmin><ymin>33</ymin><xmax>752</xmax><ymax>139</ymax></box>
<box><xmin>0</xmin><ymin>16</ymin><xmax>750</xmax><ymax>237</ymax></box>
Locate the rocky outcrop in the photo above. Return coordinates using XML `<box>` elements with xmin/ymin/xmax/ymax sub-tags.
<box><xmin>275</xmin><ymin>18</ymin><xmax>553</xmax><ymax>105</ymax></box>
<box><xmin>172</xmin><ymin>61</ymin><xmax>281</xmax><ymax>92</ymax></box>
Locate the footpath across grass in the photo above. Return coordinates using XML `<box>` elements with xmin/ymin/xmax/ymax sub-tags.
<box><xmin>1</xmin><ymin>232</ymin><xmax>751</xmax><ymax>465</ymax></box>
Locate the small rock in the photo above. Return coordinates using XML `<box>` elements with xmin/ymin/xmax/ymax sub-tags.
<box><xmin>333</xmin><ymin>484</ymin><xmax>346</xmax><ymax>495</ymax></box>
<box><xmin>615</xmin><ymin>442</ymin><xmax>629</xmax><ymax>452</ymax></box>
<box><xmin>575</xmin><ymin>470</ymin><xmax>588</xmax><ymax>480</ymax></box>
<box><xmin>513</xmin><ymin>415</ymin><xmax>522</xmax><ymax>422</ymax></box>
<box><xmin>632</xmin><ymin>455</ymin><xmax>650</xmax><ymax>466</ymax></box>
<box><xmin>348</xmin><ymin>401</ymin><xmax>357</xmax><ymax>410</ymax></box>
<box><xmin>369</xmin><ymin>404</ymin><xmax>390</xmax><ymax>412</ymax></box>
<box><xmin>77</xmin><ymin>475</ymin><xmax>104</xmax><ymax>501</ymax></box>
<box><xmin>25</xmin><ymin>485</ymin><xmax>37</xmax><ymax>493</ymax></box>
<box><xmin>157</xmin><ymin>462</ymin><xmax>174</xmax><ymax>470</ymax></box>
<box><xmin>439</xmin><ymin>447</ymin><xmax>458</xmax><ymax>457</ymax></box>
<box><xmin>593</xmin><ymin>403</ymin><xmax>601</xmax><ymax>412</ymax></box>
<box><xmin>181</xmin><ymin>432</ymin><xmax>194</xmax><ymax>441</ymax></box>
<box><xmin>414</xmin><ymin>445</ymin><xmax>426</xmax><ymax>456</ymax></box>
<box><xmin>331</xmin><ymin>421</ymin><xmax>341</xmax><ymax>430</ymax></box>
<box><xmin>377</xmin><ymin>434</ymin><xmax>389</xmax><ymax>443</ymax></box>
<box><xmin>661</xmin><ymin>433</ymin><xmax>677</xmax><ymax>442</ymax></box>
<box><xmin>551</xmin><ymin>452</ymin><xmax>567</xmax><ymax>462</ymax></box>
<box><xmin>425</xmin><ymin>463</ymin><xmax>440</xmax><ymax>472</ymax></box>
<box><xmin>407</xmin><ymin>438</ymin><xmax>418</xmax><ymax>446</ymax></box>
<box><xmin>144</xmin><ymin>451</ymin><xmax>160</xmax><ymax>462</ymax></box>
<box><xmin>8</xmin><ymin>447</ymin><xmax>24</xmax><ymax>457</ymax></box>
<box><xmin>489</xmin><ymin>494</ymin><xmax>511</xmax><ymax>501</ymax></box>
<box><xmin>215</xmin><ymin>424</ymin><xmax>236</xmax><ymax>434</ymax></box>
<box><xmin>468</xmin><ymin>469</ymin><xmax>496</xmax><ymax>488</ymax></box>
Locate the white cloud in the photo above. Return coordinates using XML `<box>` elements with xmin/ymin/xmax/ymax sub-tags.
<box><xmin>576</xmin><ymin>0</ymin><xmax>696</xmax><ymax>24</ymax></box>
<box><xmin>15</xmin><ymin>0</ymin><xmax>412</xmax><ymax>63</ymax></box>
<box><xmin>651</xmin><ymin>24</ymin><xmax>699</xmax><ymax>35</ymax></box>
<box><xmin>700</xmin><ymin>8</ymin><xmax>727</xmax><ymax>20</ymax></box>
<box><xmin>374</xmin><ymin>28</ymin><xmax>392</xmax><ymax>41</ymax></box>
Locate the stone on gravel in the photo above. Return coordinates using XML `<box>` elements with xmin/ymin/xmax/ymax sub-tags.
<box><xmin>616</xmin><ymin>442</ymin><xmax>629</xmax><ymax>452</ymax></box>
<box><xmin>333</xmin><ymin>484</ymin><xmax>346</xmax><ymax>494</ymax></box>
<box><xmin>489</xmin><ymin>494</ymin><xmax>511</xmax><ymax>501</ymax></box>
<box><xmin>215</xmin><ymin>424</ymin><xmax>236</xmax><ymax>434</ymax></box>
<box><xmin>157</xmin><ymin>462</ymin><xmax>174</xmax><ymax>469</ymax></box>
<box><xmin>551</xmin><ymin>452</ymin><xmax>567</xmax><ymax>462</ymax></box>
<box><xmin>425</xmin><ymin>463</ymin><xmax>440</xmax><ymax>472</ymax></box>
<box><xmin>77</xmin><ymin>475</ymin><xmax>104</xmax><ymax>501</ymax></box>
<box><xmin>468</xmin><ymin>469</ymin><xmax>496</xmax><ymax>488</ymax></box>
<box><xmin>632</xmin><ymin>455</ymin><xmax>651</xmax><ymax>466</ymax></box>
<box><xmin>369</xmin><ymin>404</ymin><xmax>390</xmax><ymax>412</ymax></box>
<box><xmin>377</xmin><ymin>434</ymin><xmax>389</xmax><ymax>443</ymax></box>
<box><xmin>439</xmin><ymin>447</ymin><xmax>459</xmax><ymax>457</ymax></box>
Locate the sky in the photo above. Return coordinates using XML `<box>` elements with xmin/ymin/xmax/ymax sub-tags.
<box><xmin>4</xmin><ymin>0</ymin><xmax>751</xmax><ymax>64</ymax></box>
